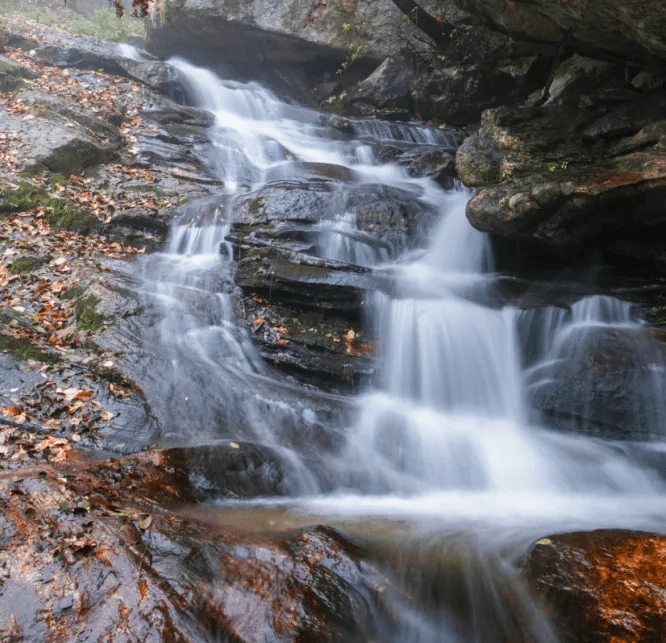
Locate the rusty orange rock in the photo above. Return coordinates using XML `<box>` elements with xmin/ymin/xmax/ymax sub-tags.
<box><xmin>525</xmin><ymin>530</ymin><xmax>666</xmax><ymax>643</ymax></box>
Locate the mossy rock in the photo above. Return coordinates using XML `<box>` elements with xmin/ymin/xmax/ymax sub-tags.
<box><xmin>0</xmin><ymin>333</ymin><xmax>53</xmax><ymax>363</ymax></box>
<box><xmin>2</xmin><ymin>182</ymin><xmax>97</xmax><ymax>233</ymax></box>
<box><xmin>248</xmin><ymin>196</ymin><xmax>265</xmax><ymax>214</ymax></box>
<box><xmin>8</xmin><ymin>255</ymin><xmax>47</xmax><ymax>275</ymax></box>
<box><xmin>50</xmin><ymin>208</ymin><xmax>98</xmax><ymax>234</ymax></box>
<box><xmin>0</xmin><ymin>72</ymin><xmax>26</xmax><ymax>93</ymax></box>
<box><xmin>74</xmin><ymin>294</ymin><xmax>105</xmax><ymax>331</ymax></box>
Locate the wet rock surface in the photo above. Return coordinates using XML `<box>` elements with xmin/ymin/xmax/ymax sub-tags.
<box><xmin>525</xmin><ymin>530</ymin><xmax>666</xmax><ymax>643</ymax></box>
<box><xmin>457</xmin><ymin>55</ymin><xmax>666</xmax><ymax>273</ymax></box>
<box><xmin>526</xmin><ymin>326</ymin><xmax>666</xmax><ymax>440</ymax></box>
<box><xmin>220</xmin><ymin>178</ymin><xmax>438</xmax><ymax>389</ymax></box>
<box><xmin>0</xmin><ymin>450</ymin><xmax>387</xmax><ymax>642</ymax></box>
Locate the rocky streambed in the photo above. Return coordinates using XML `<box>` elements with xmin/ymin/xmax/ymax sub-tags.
<box><xmin>2</xmin><ymin>2</ymin><xmax>666</xmax><ymax>642</ymax></box>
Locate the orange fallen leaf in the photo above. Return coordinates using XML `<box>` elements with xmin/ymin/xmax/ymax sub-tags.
<box><xmin>2</xmin><ymin>406</ymin><xmax>22</xmax><ymax>418</ymax></box>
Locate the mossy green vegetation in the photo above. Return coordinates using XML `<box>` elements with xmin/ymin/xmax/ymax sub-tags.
<box><xmin>8</xmin><ymin>255</ymin><xmax>46</xmax><ymax>275</ymax></box>
<box><xmin>50</xmin><ymin>208</ymin><xmax>97</xmax><ymax>233</ymax></box>
<box><xmin>0</xmin><ymin>332</ymin><xmax>52</xmax><ymax>362</ymax></box>
<box><xmin>74</xmin><ymin>294</ymin><xmax>105</xmax><ymax>332</ymax></box>
<box><xmin>248</xmin><ymin>196</ymin><xmax>265</xmax><ymax>214</ymax></box>
<box><xmin>4</xmin><ymin>182</ymin><xmax>97</xmax><ymax>233</ymax></box>
<box><xmin>89</xmin><ymin>358</ymin><xmax>134</xmax><ymax>389</ymax></box>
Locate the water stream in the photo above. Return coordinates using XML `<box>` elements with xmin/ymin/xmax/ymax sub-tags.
<box><xmin>131</xmin><ymin>55</ymin><xmax>666</xmax><ymax>641</ymax></box>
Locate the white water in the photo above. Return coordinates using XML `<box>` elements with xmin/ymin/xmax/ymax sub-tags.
<box><xmin>134</xmin><ymin>58</ymin><xmax>666</xmax><ymax>641</ymax></box>
<box><xmin>147</xmin><ymin>55</ymin><xmax>666</xmax><ymax>525</ymax></box>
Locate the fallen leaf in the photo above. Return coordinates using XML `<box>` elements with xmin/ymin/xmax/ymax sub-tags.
<box><xmin>138</xmin><ymin>515</ymin><xmax>152</xmax><ymax>530</ymax></box>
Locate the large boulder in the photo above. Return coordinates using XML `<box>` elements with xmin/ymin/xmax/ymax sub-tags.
<box><xmin>1</xmin><ymin>109</ymin><xmax>119</xmax><ymax>176</ymax></box>
<box><xmin>146</xmin><ymin>0</ymin><xmax>407</xmax><ymax>66</ymax></box>
<box><xmin>457</xmin><ymin>52</ymin><xmax>666</xmax><ymax>270</ymax></box>
<box><xmin>0</xmin><ymin>449</ymin><xmax>386</xmax><ymax>642</ymax></box>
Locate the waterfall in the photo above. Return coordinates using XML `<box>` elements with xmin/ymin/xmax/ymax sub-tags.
<box><xmin>131</xmin><ymin>56</ymin><xmax>666</xmax><ymax>643</ymax></box>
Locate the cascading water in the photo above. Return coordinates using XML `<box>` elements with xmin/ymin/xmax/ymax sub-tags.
<box><xmin>131</xmin><ymin>56</ymin><xmax>666</xmax><ymax>642</ymax></box>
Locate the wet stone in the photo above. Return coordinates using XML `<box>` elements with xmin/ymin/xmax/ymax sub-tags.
<box><xmin>525</xmin><ymin>530</ymin><xmax>666</xmax><ymax>643</ymax></box>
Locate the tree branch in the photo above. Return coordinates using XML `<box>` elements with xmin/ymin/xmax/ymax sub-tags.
<box><xmin>389</xmin><ymin>0</ymin><xmax>455</xmax><ymax>50</ymax></box>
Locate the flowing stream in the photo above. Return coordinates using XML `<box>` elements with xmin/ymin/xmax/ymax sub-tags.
<box><xmin>132</xmin><ymin>55</ymin><xmax>666</xmax><ymax>641</ymax></box>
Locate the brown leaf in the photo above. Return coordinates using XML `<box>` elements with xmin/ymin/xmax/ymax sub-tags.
<box><xmin>2</xmin><ymin>406</ymin><xmax>21</xmax><ymax>418</ymax></box>
<box><xmin>138</xmin><ymin>515</ymin><xmax>152</xmax><ymax>530</ymax></box>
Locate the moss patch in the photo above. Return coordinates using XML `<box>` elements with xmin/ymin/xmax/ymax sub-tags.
<box><xmin>4</xmin><ymin>182</ymin><xmax>97</xmax><ymax>233</ymax></box>
<box><xmin>89</xmin><ymin>360</ymin><xmax>134</xmax><ymax>389</ymax></box>
<box><xmin>0</xmin><ymin>333</ymin><xmax>52</xmax><ymax>363</ymax></box>
<box><xmin>8</xmin><ymin>255</ymin><xmax>46</xmax><ymax>275</ymax></box>
<box><xmin>75</xmin><ymin>294</ymin><xmax>104</xmax><ymax>331</ymax></box>
<box><xmin>50</xmin><ymin>208</ymin><xmax>97</xmax><ymax>233</ymax></box>
<box><xmin>248</xmin><ymin>196</ymin><xmax>265</xmax><ymax>214</ymax></box>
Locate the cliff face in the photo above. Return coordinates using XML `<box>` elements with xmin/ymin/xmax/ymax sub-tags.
<box><xmin>451</xmin><ymin>0</ymin><xmax>666</xmax><ymax>71</ymax></box>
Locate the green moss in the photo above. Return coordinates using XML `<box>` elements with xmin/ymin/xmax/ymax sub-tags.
<box><xmin>0</xmin><ymin>74</ymin><xmax>26</xmax><ymax>93</ymax></box>
<box><xmin>0</xmin><ymin>59</ymin><xmax>16</xmax><ymax>75</ymax></box>
<box><xmin>49</xmin><ymin>173</ymin><xmax>68</xmax><ymax>186</ymax></box>
<box><xmin>75</xmin><ymin>294</ymin><xmax>104</xmax><ymax>332</ymax></box>
<box><xmin>50</xmin><ymin>208</ymin><xmax>97</xmax><ymax>233</ymax></box>
<box><xmin>89</xmin><ymin>360</ymin><xmax>134</xmax><ymax>389</ymax></box>
<box><xmin>0</xmin><ymin>333</ymin><xmax>52</xmax><ymax>363</ymax></box>
<box><xmin>62</xmin><ymin>285</ymin><xmax>84</xmax><ymax>301</ymax></box>
<box><xmin>4</xmin><ymin>182</ymin><xmax>97</xmax><ymax>232</ymax></box>
<box><xmin>248</xmin><ymin>196</ymin><xmax>265</xmax><ymax>214</ymax></box>
<box><xmin>423</xmin><ymin>151</ymin><xmax>446</xmax><ymax>165</ymax></box>
<box><xmin>82</xmin><ymin>338</ymin><xmax>102</xmax><ymax>355</ymax></box>
<box><xmin>8</xmin><ymin>255</ymin><xmax>46</xmax><ymax>275</ymax></box>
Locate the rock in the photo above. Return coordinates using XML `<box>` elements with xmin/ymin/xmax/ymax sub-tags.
<box><xmin>408</xmin><ymin>17</ymin><xmax>557</xmax><ymax>124</ymax></box>
<box><xmin>541</xmin><ymin>54</ymin><xmax>619</xmax><ymax>107</ymax></box>
<box><xmin>228</xmin><ymin>179</ymin><xmax>437</xmax><ymax>258</ymax></box>
<box><xmin>456</xmin><ymin>132</ymin><xmax>502</xmax><ymax>185</ymax></box>
<box><xmin>235</xmin><ymin>245</ymin><xmax>371</xmax><ymax>313</ymax></box>
<box><xmin>457</xmin><ymin>62</ymin><xmax>666</xmax><ymax>263</ymax></box>
<box><xmin>0</xmin><ymin>54</ymin><xmax>37</xmax><ymax>80</ymax></box>
<box><xmin>146</xmin><ymin>0</ymin><xmax>406</xmax><ymax>67</ymax></box>
<box><xmin>452</xmin><ymin>0</ymin><xmax>666</xmax><ymax>71</ymax></box>
<box><xmin>0</xmin><ymin>452</ymin><xmax>386</xmax><ymax>642</ymax></box>
<box><xmin>527</xmin><ymin>325</ymin><xmax>666</xmax><ymax>440</ymax></box>
<box><xmin>236</xmin><ymin>293</ymin><xmax>376</xmax><ymax>390</ymax></box>
<box><xmin>0</xmin><ymin>72</ymin><xmax>25</xmax><ymax>93</ymax></box>
<box><xmin>345</xmin><ymin>55</ymin><xmax>414</xmax><ymax>113</ymax></box>
<box><xmin>221</xmin><ymin>178</ymin><xmax>437</xmax><ymax>388</ymax></box>
<box><xmin>421</xmin><ymin>65</ymin><xmax>522</xmax><ymax>125</ymax></box>
<box><xmin>118</xmin><ymin>58</ymin><xmax>188</xmax><ymax>102</ymax></box>
<box><xmin>0</xmin><ymin>109</ymin><xmax>118</xmax><ymax>176</ymax></box>
<box><xmin>525</xmin><ymin>530</ymin><xmax>666</xmax><ymax>643</ymax></box>
<box><xmin>34</xmin><ymin>43</ymin><xmax>188</xmax><ymax>101</ymax></box>
<box><xmin>0</xmin><ymin>53</ymin><xmax>37</xmax><ymax>92</ymax></box>
<box><xmin>35</xmin><ymin>44</ymin><xmax>130</xmax><ymax>77</ymax></box>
